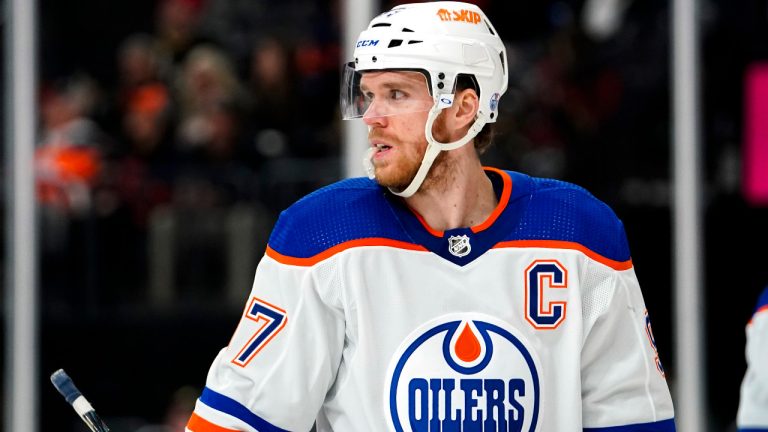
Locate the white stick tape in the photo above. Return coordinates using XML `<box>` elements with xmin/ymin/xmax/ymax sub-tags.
<box><xmin>72</xmin><ymin>396</ymin><xmax>94</xmax><ymax>417</ymax></box>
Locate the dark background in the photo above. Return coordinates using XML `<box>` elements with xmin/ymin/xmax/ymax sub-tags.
<box><xmin>0</xmin><ymin>0</ymin><xmax>766</xmax><ymax>430</ymax></box>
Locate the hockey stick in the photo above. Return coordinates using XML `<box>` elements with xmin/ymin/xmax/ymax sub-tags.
<box><xmin>50</xmin><ymin>369</ymin><xmax>111</xmax><ymax>432</ymax></box>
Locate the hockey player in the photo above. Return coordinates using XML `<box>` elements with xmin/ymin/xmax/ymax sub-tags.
<box><xmin>737</xmin><ymin>285</ymin><xmax>768</xmax><ymax>431</ymax></box>
<box><xmin>186</xmin><ymin>2</ymin><xmax>676</xmax><ymax>431</ymax></box>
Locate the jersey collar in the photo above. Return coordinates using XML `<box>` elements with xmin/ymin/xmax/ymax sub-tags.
<box><xmin>387</xmin><ymin>168</ymin><xmax>532</xmax><ymax>266</ymax></box>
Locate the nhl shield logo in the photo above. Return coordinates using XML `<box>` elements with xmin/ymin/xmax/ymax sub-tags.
<box><xmin>448</xmin><ymin>235</ymin><xmax>471</xmax><ymax>257</ymax></box>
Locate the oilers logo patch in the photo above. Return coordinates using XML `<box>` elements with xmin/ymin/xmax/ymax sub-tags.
<box><xmin>385</xmin><ymin>313</ymin><xmax>541</xmax><ymax>432</ymax></box>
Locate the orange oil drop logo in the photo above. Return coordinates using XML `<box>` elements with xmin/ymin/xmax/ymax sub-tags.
<box><xmin>454</xmin><ymin>322</ymin><xmax>481</xmax><ymax>363</ymax></box>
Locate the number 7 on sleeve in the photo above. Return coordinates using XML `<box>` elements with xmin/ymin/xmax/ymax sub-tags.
<box><xmin>231</xmin><ymin>296</ymin><xmax>288</xmax><ymax>367</ymax></box>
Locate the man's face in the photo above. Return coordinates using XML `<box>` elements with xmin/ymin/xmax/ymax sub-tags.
<box><xmin>360</xmin><ymin>71</ymin><xmax>438</xmax><ymax>191</ymax></box>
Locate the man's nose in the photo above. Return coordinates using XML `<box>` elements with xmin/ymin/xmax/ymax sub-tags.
<box><xmin>362</xmin><ymin>101</ymin><xmax>388</xmax><ymax>127</ymax></box>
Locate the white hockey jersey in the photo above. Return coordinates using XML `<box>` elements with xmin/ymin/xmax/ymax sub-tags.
<box><xmin>737</xmin><ymin>286</ymin><xmax>768</xmax><ymax>431</ymax></box>
<box><xmin>187</xmin><ymin>168</ymin><xmax>676</xmax><ymax>432</ymax></box>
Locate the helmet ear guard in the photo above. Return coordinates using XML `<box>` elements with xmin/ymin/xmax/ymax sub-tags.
<box><xmin>343</xmin><ymin>2</ymin><xmax>508</xmax><ymax>197</ymax></box>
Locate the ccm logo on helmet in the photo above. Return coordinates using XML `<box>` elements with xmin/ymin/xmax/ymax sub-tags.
<box><xmin>436</xmin><ymin>8</ymin><xmax>482</xmax><ymax>24</ymax></box>
<box><xmin>356</xmin><ymin>39</ymin><xmax>380</xmax><ymax>48</ymax></box>
<box><xmin>386</xmin><ymin>314</ymin><xmax>540</xmax><ymax>432</ymax></box>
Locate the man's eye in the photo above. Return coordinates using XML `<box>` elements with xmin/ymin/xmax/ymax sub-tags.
<box><xmin>390</xmin><ymin>90</ymin><xmax>406</xmax><ymax>100</ymax></box>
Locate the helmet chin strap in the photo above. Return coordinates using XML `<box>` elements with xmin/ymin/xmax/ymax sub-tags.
<box><xmin>388</xmin><ymin>103</ymin><xmax>486</xmax><ymax>198</ymax></box>
<box><xmin>363</xmin><ymin>146</ymin><xmax>377</xmax><ymax>180</ymax></box>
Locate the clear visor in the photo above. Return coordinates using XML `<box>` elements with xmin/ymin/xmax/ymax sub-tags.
<box><xmin>340</xmin><ymin>63</ymin><xmax>435</xmax><ymax>120</ymax></box>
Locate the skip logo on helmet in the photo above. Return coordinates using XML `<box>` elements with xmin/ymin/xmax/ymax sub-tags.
<box><xmin>436</xmin><ymin>8</ymin><xmax>482</xmax><ymax>24</ymax></box>
<box><xmin>385</xmin><ymin>314</ymin><xmax>541</xmax><ymax>432</ymax></box>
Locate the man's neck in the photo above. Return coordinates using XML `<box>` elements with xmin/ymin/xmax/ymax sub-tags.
<box><xmin>404</xmin><ymin>157</ymin><xmax>498</xmax><ymax>232</ymax></box>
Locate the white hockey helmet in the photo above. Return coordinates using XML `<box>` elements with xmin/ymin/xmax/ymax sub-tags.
<box><xmin>341</xmin><ymin>1</ymin><xmax>508</xmax><ymax>197</ymax></box>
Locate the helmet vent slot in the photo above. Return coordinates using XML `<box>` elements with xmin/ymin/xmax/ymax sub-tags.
<box><xmin>484</xmin><ymin>21</ymin><xmax>496</xmax><ymax>35</ymax></box>
<box><xmin>407</xmin><ymin>40</ymin><xmax>423</xmax><ymax>45</ymax></box>
<box><xmin>372</xmin><ymin>23</ymin><xmax>391</xmax><ymax>27</ymax></box>
<box><xmin>388</xmin><ymin>40</ymin><xmax>403</xmax><ymax>48</ymax></box>
<box><xmin>402</xmin><ymin>28</ymin><xmax>414</xmax><ymax>32</ymax></box>
<box><xmin>499</xmin><ymin>52</ymin><xmax>506</xmax><ymax>75</ymax></box>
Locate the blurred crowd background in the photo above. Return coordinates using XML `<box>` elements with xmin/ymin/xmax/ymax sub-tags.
<box><xmin>0</xmin><ymin>0</ymin><xmax>767</xmax><ymax>430</ymax></box>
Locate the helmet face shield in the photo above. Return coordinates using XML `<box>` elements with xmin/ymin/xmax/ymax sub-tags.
<box><xmin>340</xmin><ymin>63</ymin><xmax>435</xmax><ymax>120</ymax></box>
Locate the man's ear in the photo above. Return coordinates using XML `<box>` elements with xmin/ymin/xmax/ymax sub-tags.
<box><xmin>451</xmin><ymin>88</ymin><xmax>480</xmax><ymax>130</ymax></box>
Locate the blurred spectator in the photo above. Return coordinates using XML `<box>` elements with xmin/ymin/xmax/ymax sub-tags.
<box><xmin>37</xmin><ymin>74</ymin><xmax>111</xmax><ymax>215</ymax></box>
<box><xmin>94</xmin><ymin>31</ymin><xmax>175</xmax><ymax>236</ymax></box>
<box><xmin>170</xmin><ymin>43</ymin><xmax>254</xmax><ymax>210</ymax></box>
<box><xmin>36</xmin><ymin>74</ymin><xmax>116</xmax><ymax>312</ymax></box>
<box><xmin>121</xmin><ymin>82</ymin><xmax>174</xmax><ymax>160</ymax></box>
<box><xmin>154</xmin><ymin>0</ymin><xmax>211</xmax><ymax>66</ymax></box>
<box><xmin>117</xmin><ymin>34</ymin><xmax>171</xmax><ymax>105</ymax></box>
<box><xmin>174</xmin><ymin>44</ymin><xmax>248</xmax><ymax>155</ymax></box>
<box><xmin>244</xmin><ymin>36</ymin><xmax>297</xmax><ymax>162</ymax></box>
<box><xmin>113</xmin><ymin>33</ymin><xmax>176</xmax><ymax>161</ymax></box>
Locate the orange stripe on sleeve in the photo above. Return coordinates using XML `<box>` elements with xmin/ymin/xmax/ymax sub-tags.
<box><xmin>187</xmin><ymin>413</ymin><xmax>240</xmax><ymax>432</ymax></box>
<box><xmin>748</xmin><ymin>304</ymin><xmax>768</xmax><ymax>325</ymax></box>
<box><xmin>493</xmin><ymin>240</ymin><xmax>633</xmax><ymax>271</ymax></box>
<box><xmin>266</xmin><ymin>238</ymin><xmax>428</xmax><ymax>266</ymax></box>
